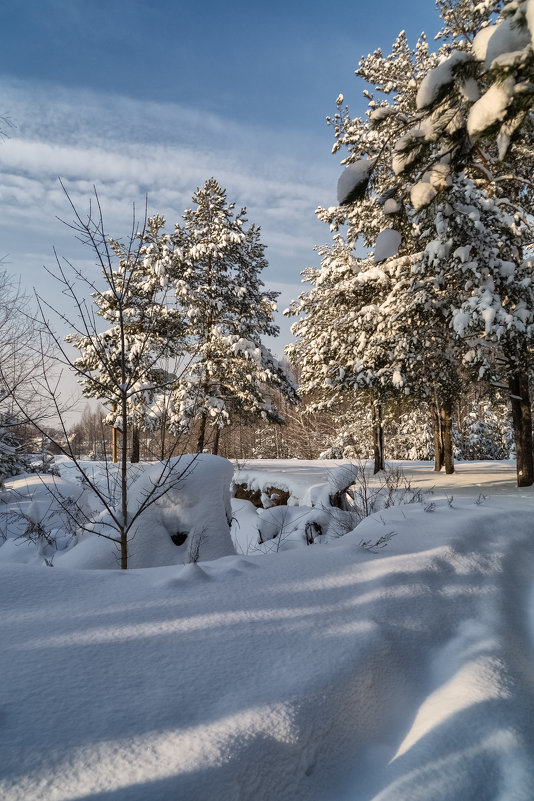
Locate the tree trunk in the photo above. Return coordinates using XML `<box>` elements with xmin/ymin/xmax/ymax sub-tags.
<box><xmin>160</xmin><ymin>409</ymin><xmax>167</xmax><ymax>461</ymax></box>
<box><xmin>440</xmin><ymin>399</ymin><xmax>454</xmax><ymax>474</ymax></box>
<box><xmin>196</xmin><ymin>414</ymin><xmax>207</xmax><ymax>453</ymax></box>
<box><xmin>131</xmin><ymin>425</ymin><xmax>140</xmax><ymax>463</ymax></box>
<box><xmin>509</xmin><ymin>369</ymin><xmax>533</xmax><ymax>487</ymax></box>
<box><xmin>112</xmin><ymin>426</ymin><xmax>118</xmax><ymax>464</ymax></box>
<box><xmin>431</xmin><ymin>391</ymin><xmax>443</xmax><ymax>471</ymax></box>
<box><xmin>213</xmin><ymin>426</ymin><xmax>221</xmax><ymax>456</ymax></box>
<box><xmin>372</xmin><ymin>400</ymin><xmax>385</xmax><ymax>474</ymax></box>
<box><xmin>120</xmin><ymin>395</ymin><xmax>128</xmax><ymax>569</ymax></box>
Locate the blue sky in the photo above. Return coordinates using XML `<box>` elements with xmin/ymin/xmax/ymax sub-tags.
<box><xmin>0</xmin><ymin>0</ymin><xmax>440</xmax><ymax>353</ymax></box>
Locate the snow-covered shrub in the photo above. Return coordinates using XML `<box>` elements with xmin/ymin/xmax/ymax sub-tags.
<box><xmin>57</xmin><ymin>454</ymin><xmax>236</xmax><ymax>569</ymax></box>
<box><xmin>386</xmin><ymin>406</ymin><xmax>434</xmax><ymax>460</ymax></box>
<box><xmin>249</xmin><ymin>461</ymin><xmax>426</xmax><ymax>549</ymax></box>
<box><xmin>26</xmin><ymin>449</ymin><xmax>59</xmax><ymax>476</ymax></box>
<box><xmin>0</xmin><ymin>418</ymin><xmax>27</xmax><ymax>486</ymax></box>
<box><xmin>458</xmin><ymin>402</ymin><xmax>512</xmax><ymax>460</ymax></box>
<box><xmin>255</xmin><ymin>504</ymin><xmax>330</xmax><ymax>551</ymax></box>
<box><xmin>327</xmin><ymin>462</ymin><xmax>424</xmax><ymax>535</ymax></box>
<box><xmin>0</xmin><ymin>474</ymin><xmax>93</xmax><ymax>561</ymax></box>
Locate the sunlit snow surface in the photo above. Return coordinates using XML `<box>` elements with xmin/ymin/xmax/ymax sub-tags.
<box><xmin>1</xmin><ymin>460</ymin><xmax>534</xmax><ymax>800</ymax></box>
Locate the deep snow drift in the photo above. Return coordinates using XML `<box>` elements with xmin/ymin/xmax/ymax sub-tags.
<box><xmin>1</xmin><ymin>459</ymin><xmax>534</xmax><ymax>800</ymax></box>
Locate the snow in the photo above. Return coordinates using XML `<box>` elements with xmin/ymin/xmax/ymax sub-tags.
<box><xmin>528</xmin><ymin>0</ymin><xmax>534</xmax><ymax>43</ymax></box>
<box><xmin>467</xmin><ymin>77</ymin><xmax>516</xmax><ymax>138</ymax></box>
<box><xmin>383</xmin><ymin>197</ymin><xmax>401</xmax><ymax>214</ymax></box>
<box><xmin>1</xmin><ymin>459</ymin><xmax>534</xmax><ymax>800</ymax></box>
<box><xmin>58</xmin><ymin>454</ymin><xmax>235</xmax><ymax>569</ymax></box>
<box><xmin>472</xmin><ymin>24</ymin><xmax>499</xmax><ymax>61</ymax></box>
<box><xmin>484</xmin><ymin>15</ymin><xmax>532</xmax><ymax>69</ymax></box>
<box><xmin>410</xmin><ymin>181</ymin><xmax>437</xmax><ymax>210</ymax></box>
<box><xmin>337</xmin><ymin>160</ymin><xmax>375</xmax><ymax>205</ymax></box>
<box><xmin>373</xmin><ymin>228</ymin><xmax>402</xmax><ymax>263</ymax></box>
<box><xmin>416</xmin><ymin>51</ymin><xmax>474</xmax><ymax>110</ymax></box>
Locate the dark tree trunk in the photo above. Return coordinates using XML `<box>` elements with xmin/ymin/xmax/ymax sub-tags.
<box><xmin>431</xmin><ymin>391</ymin><xmax>443</xmax><ymax>471</ymax></box>
<box><xmin>372</xmin><ymin>400</ymin><xmax>385</xmax><ymax>474</ymax></box>
<box><xmin>131</xmin><ymin>425</ymin><xmax>140</xmax><ymax>463</ymax></box>
<box><xmin>160</xmin><ymin>409</ymin><xmax>167</xmax><ymax>461</ymax></box>
<box><xmin>196</xmin><ymin>415</ymin><xmax>207</xmax><ymax>453</ymax></box>
<box><xmin>212</xmin><ymin>426</ymin><xmax>221</xmax><ymax>456</ymax></box>
<box><xmin>120</xmin><ymin>395</ymin><xmax>128</xmax><ymax>570</ymax></box>
<box><xmin>440</xmin><ymin>399</ymin><xmax>454</xmax><ymax>475</ymax></box>
<box><xmin>509</xmin><ymin>369</ymin><xmax>533</xmax><ymax>487</ymax></box>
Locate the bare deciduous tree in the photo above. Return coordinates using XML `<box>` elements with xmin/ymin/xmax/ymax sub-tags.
<box><xmin>1</xmin><ymin>188</ymin><xmax>196</xmax><ymax>569</ymax></box>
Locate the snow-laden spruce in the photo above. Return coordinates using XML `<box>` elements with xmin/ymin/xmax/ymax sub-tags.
<box><xmin>168</xmin><ymin>179</ymin><xmax>297</xmax><ymax>453</ymax></box>
<box><xmin>301</xmin><ymin>0</ymin><xmax>534</xmax><ymax>485</ymax></box>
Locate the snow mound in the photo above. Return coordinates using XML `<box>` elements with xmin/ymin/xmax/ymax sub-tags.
<box><xmin>57</xmin><ymin>455</ymin><xmax>235</xmax><ymax>569</ymax></box>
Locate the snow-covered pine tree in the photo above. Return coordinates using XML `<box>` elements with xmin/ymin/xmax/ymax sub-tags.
<box><xmin>458</xmin><ymin>399</ymin><xmax>512</xmax><ymax>460</ymax></box>
<box><xmin>290</xmin><ymin>32</ymin><xmax>470</xmax><ymax>473</ymax></box>
<box><xmin>0</xmin><ymin>415</ymin><xmax>27</xmax><ymax>486</ymax></box>
<box><xmin>382</xmin><ymin>0</ymin><xmax>534</xmax><ymax>485</ymax></box>
<box><xmin>170</xmin><ymin>178</ymin><xmax>297</xmax><ymax>454</ymax></box>
<box><xmin>287</xmin><ymin>239</ymin><xmax>396</xmax><ymax>472</ymax></box>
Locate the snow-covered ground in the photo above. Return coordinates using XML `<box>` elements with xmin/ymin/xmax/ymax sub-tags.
<box><xmin>1</xmin><ymin>458</ymin><xmax>534</xmax><ymax>800</ymax></box>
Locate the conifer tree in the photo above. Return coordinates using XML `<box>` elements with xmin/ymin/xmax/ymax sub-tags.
<box><xmin>291</xmin><ymin>33</ymin><xmax>466</xmax><ymax>472</ymax></box>
<box><xmin>170</xmin><ymin>178</ymin><xmax>297</xmax><ymax>453</ymax></box>
<box><xmin>295</xmin><ymin>3</ymin><xmax>534</xmax><ymax>483</ymax></box>
<box><xmin>383</xmin><ymin>0</ymin><xmax>534</xmax><ymax>484</ymax></box>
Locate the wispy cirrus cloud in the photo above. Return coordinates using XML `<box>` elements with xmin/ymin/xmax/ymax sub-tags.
<box><xmin>0</xmin><ymin>77</ymin><xmax>339</xmax><ymax>348</ymax></box>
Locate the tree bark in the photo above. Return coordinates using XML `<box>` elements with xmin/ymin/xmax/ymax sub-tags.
<box><xmin>372</xmin><ymin>400</ymin><xmax>385</xmax><ymax>474</ymax></box>
<box><xmin>212</xmin><ymin>426</ymin><xmax>221</xmax><ymax>456</ymax></box>
<box><xmin>431</xmin><ymin>391</ymin><xmax>443</xmax><ymax>471</ymax></box>
<box><xmin>160</xmin><ymin>409</ymin><xmax>167</xmax><ymax>461</ymax></box>
<box><xmin>440</xmin><ymin>399</ymin><xmax>454</xmax><ymax>474</ymax></box>
<box><xmin>509</xmin><ymin>369</ymin><xmax>533</xmax><ymax>487</ymax></box>
<box><xmin>196</xmin><ymin>414</ymin><xmax>207</xmax><ymax>453</ymax></box>
<box><xmin>120</xmin><ymin>395</ymin><xmax>128</xmax><ymax>569</ymax></box>
<box><xmin>131</xmin><ymin>425</ymin><xmax>140</xmax><ymax>463</ymax></box>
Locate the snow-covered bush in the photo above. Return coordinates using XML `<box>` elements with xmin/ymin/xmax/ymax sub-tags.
<box><xmin>458</xmin><ymin>402</ymin><xmax>513</xmax><ymax>460</ymax></box>
<box><xmin>0</xmin><ymin>418</ymin><xmax>27</xmax><ymax>486</ymax></box>
<box><xmin>249</xmin><ymin>461</ymin><xmax>425</xmax><ymax>550</ymax></box>
<box><xmin>255</xmin><ymin>504</ymin><xmax>330</xmax><ymax>551</ymax></box>
<box><xmin>57</xmin><ymin>454</ymin><xmax>236</xmax><ymax>569</ymax></box>
<box><xmin>0</xmin><ymin>474</ymin><xmax>93</xmax><ymax>562</ymax></box>
<box><xmin>319</xmin><ymin>412</ymin><xmax>373</xmax><ymax>460</ymax></box>
<box><xmin>386</xmin><ymin>406</ymin><xmax>435</xmax><ymax>461</ymax></box>
<box><xmin>326</xmin><ymin>462</ymin><xmax>424</xmax><ymax>535</ymax></box>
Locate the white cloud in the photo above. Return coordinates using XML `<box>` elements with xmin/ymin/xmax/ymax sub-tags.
<box><xmin>0</xmin><ymin>78</ymin><xmax>339</xmax><ymax>348</ymax></box>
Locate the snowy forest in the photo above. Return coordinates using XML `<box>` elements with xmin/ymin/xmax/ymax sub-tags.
<box><xmin>2</xmin><ymin>1</ymin><xmax>534</xmax><ymax>800</ymax></box>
